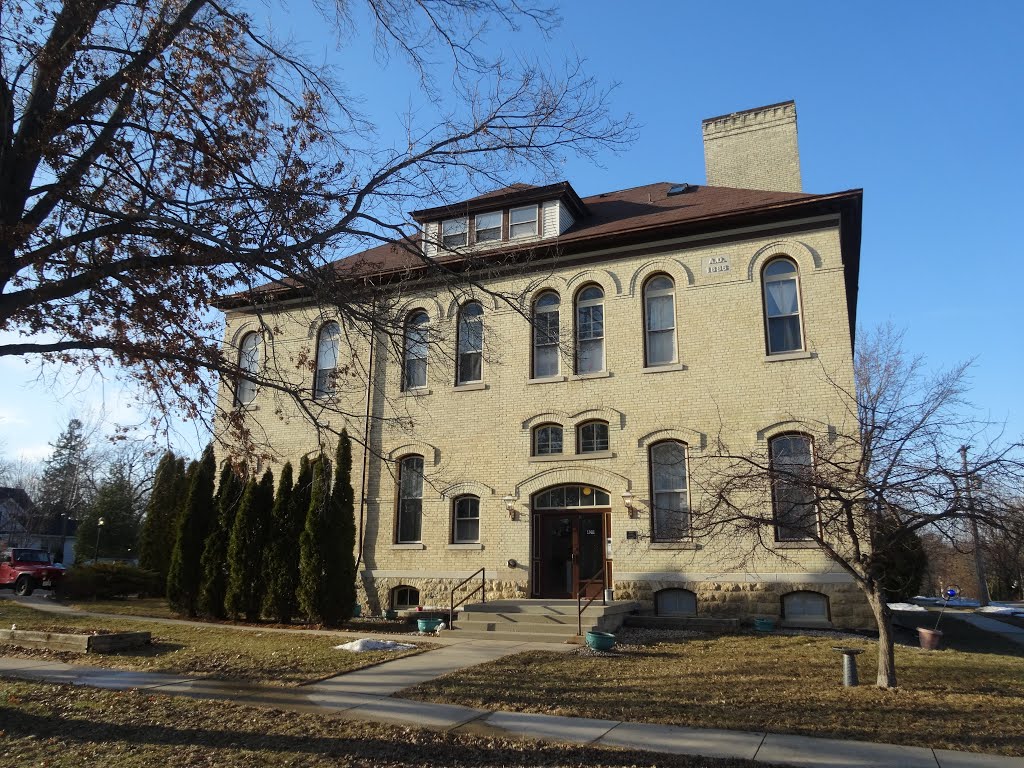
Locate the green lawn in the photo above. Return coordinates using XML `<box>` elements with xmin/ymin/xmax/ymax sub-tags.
<box><xmin>401</xmin><ymin>629</ymin><xmax>1024</xmax><ymax>756</ymax></box>
<box><xmin>0</xmin><ymin>679</ymin><xmax>758</xmax><ymax>768</ymax></box>
<box><xmin>0</xmin><ymin>603</ymin><xmax>426</xmax><ymax>686</ymax></box>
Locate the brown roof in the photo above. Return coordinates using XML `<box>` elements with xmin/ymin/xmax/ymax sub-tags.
<box><xmin>220</xmin><ymin>181</ymin><xmax>862</xmax><ymax>315</ymax></box>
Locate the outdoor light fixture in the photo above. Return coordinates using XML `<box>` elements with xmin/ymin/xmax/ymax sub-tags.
<box><xmin>502</xmin><ymin>495</ymin><xmax>516</xmax><ymax>520</ymax></box>
<box><xmin>93</xmin><ymin>516</ymin><xmax>106</xmax><ymax>563</ymax></box>
<box><xmin>621</xmin><ymin>491</ymin><xmax>637</xmax><ymax>518</ymax></box>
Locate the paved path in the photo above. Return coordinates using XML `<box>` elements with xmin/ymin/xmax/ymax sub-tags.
<box><xmin>1</xmin><ymin>655</ymin><xmax>1020</xmax><ymax>767</ymax></box>
<box><xmin>953</xmin><ymin>613</ymin><xmax>1024</xmax><ymax>648</ymax></box>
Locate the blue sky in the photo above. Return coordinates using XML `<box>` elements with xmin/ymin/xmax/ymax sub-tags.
<box><xmin>1</xmin><ymin>0</ymin><xmax>1021</xmax><ymax>462</ymax></box>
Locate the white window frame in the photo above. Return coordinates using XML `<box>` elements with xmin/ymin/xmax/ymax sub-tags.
<box><xmin>532</xmin><ymin>291</ymin><xmax>560</xmax><ymax>378</ymax></box>
<box><xmin>403</xmin><ymin>311</ymin><xmax>429</xmax><ymax>390</ymax></box>
<box><xmin>577</xmin><ymin>420</ymin><xmax>609</xmax><ymax>453</ymax></box>
<box><xmin>509</xmin><ymin>205</ymin><xmax>538</xmax><ymax>239</ymax></box>
<box><xmin>456</xmin><ymin>302</ymin><xmax>483</xmax><ymax>384</ymax></box>
<box><xmin>442</xmin><ymin>217</ymin><xmax>468</xmax><ymax>249</ymax></box>
<box><xmin>235</xmin><ymin>331</ymin><xmax>261</xmax><ymax>406</ymax></box>
<box><xmin>474</xmin><ymin>211</ymin><xmax>502</xmax><ymax>243</ymax></box>
<box><xmin>452</xmin><ymin>495</ymin><xmax>480</xmax><ymax>543</ymax></box>
<box><xmin>314</xmin><ymin>322</ymin><xmax>340</xmax><ymax>400</ymax></box>
<box><xmin>644</xmin><ymin>275</ymin><xmax>677</xmax><ymax>366</ymax></box>
<box><xmin>650</xmin><ymin>440</ymin><xmax>690</xmax><ymax>541</ymax></box>
<box><xmin>574</xmin><ymin>285</ymin><xmax>605</xmax><ymax>374</ymax></box>
<box><xmin>763</xmin><ymin>258</ymin><xmax>804</xmax><ymax>355</ymax></box>
<box><xmin>533</xmin><ymin>423</ymin><xmax>563</xmax><ymax>456</ymax></box>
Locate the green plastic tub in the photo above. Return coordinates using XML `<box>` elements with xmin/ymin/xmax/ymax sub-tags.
<box><xmin>585</xmin><ymin>630</ymin><xmax>616</xmax><ymax>651</ymax></box>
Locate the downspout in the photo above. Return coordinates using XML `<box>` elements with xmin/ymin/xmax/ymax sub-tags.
<box><xmin>355</xmin><ymin>294</ymin><xmax>376</xmax><ymax>571</ymax></box>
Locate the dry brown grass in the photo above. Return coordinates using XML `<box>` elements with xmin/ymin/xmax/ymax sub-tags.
<box><xmin>401</xmin><ymin>631</ymin><xmax>1024</xmax><ymax>756</ymax></box>
<box><xmin>0</xmin><ymin>603</ymin><xmax>427</xmax><ymax>686</ymax></box>
<box><xmin>0</xmin><ymin>679</ymin><xmax>759</xmax><ymax>768</ymax></box>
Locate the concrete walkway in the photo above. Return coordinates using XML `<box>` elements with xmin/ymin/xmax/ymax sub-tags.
<box><xmin>1</xmin><ymin>654</ymin><xmax>1020</xmax><ymax>767</ymax></box>
<box><xmin>953</xmin><ymin>613</ymin><xmax>1024</xmax><ymax>648</ymax></box>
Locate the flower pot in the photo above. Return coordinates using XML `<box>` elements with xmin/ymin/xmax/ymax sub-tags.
<box><xmin>417</xmin><ymin>618</ymin><xmax>443</xmax><ymax>633</ymax></box>
<box><xmin>384</xmin><ymin>609</ymin><xmax>398</xmax><ymax>620</ymax></box>
<box><xmin>585</xmin><ymin>630</ymin><xmax>616</xmax><ymax>651</ymax></box>
<box><xmin>753</xmin><ymin>617</ymin><xmax>776</xmax><ymax>633</ymax></box>
<box><xmin>918</xmin><ymin>627</ymin><xmax>943</xmax><ymax>651</ymax></box>
<box><xmin>352</xmin><ymin>604</ymin><xmax>361</xmax><ymax>618</ymax></box>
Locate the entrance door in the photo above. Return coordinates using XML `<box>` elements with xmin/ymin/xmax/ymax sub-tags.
<box><xmin>533</xmin><ymin>511</ymin><xmax>607</xmax><ymax>599</ymax></box>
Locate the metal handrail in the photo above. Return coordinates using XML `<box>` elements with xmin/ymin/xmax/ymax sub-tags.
<box><xmin>577</xmin><ymin>565</ymin><xmax>608</xmax><ymax>636</ymax></box>
<box><xmin>450</xmin><ymin>567</ymin><xmax>486</xmax><ymax>626</ymax></box>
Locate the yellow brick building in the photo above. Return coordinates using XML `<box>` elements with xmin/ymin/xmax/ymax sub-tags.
<box><xmin>217</xmin><ymin>102</ymin><xmax>872</xmax><ymax>629</ymax></box>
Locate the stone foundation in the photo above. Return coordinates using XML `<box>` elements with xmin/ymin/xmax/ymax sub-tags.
<box><xmin>359</xmin><ymin>576</ymin><xmax>527</xmax><ymax>615</ymax></box>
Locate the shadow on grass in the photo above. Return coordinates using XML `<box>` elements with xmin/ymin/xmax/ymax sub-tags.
<box><xmin>892</xmin><ymin>612</ymin><xmax>1024</xmax><ymax>656</ymax></box>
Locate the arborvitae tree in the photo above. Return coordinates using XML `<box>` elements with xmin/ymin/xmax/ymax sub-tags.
<box><xmin>297</xmin><ymin>456</ymin><xmax>330</xmax><ymax>623</ymax></box>
<box><xmin>225</xmin><ymin>469</ymin><xmax>274</xmax><ymax>622</ymax></box>
<box><xmin>198</xmin><ymin>463</ymin><xmax>244</xmax><ymax>618</ymax></box>
<box><xmin>322</xmin><ymin>431</ymin><xmax>357</xmax><ymax>627</ymax></box>
<box><xmin>166</xmin><ymin>446</ymin><xmax>216</xmax><ymax>616</ymax></box>
<box><xmin>74</xmin><ymin>462</ymin><xmax>139</xmax><ymax>562</ymax></box>
<box><xmin>139</xmin><ymin>451</ymin><xmax>181</xmax><ymax>587</ymax></box>
<box><xmin>262</xmin><ymin>462</ymin><xmax>299</xmax><ymax>623</ymax></box>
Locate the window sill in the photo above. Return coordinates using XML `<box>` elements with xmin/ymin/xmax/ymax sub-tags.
<box><xmin>764</xmin><ymin>350</ymin><xmax>813</xmax><ymax>363</ymax></box>
<box><xmin>392</xmin><ymin>543</ymin><xmax>426</xmax><ymax>550</ymax></box>
<box><xmin>529</xmin><ymin>454</ymin><xmax>567</xmax><ymax>463</ymax></box>
<box><xmin>402</xmin><ymin>388</ymin><xmax>432</xmax><ymax>397</ymax></box>
<box><xmin>575</xmin><ymin>450</ymin><xmax>615</xmax><ymax>461</ymax></box>
<box><xmin>234</xmin><ymin>403</ymin><xmax>259</xmax><ymax>412</ymax></box>
<box><xmin>453</xmin><ymin>382</ymin><xmax>487</xmax><ymax>392</ymax></box>
<box><xmin>447</xmin><ymin>543</ymin><xmax>483</xmax><ymax>550</ymax></box>
<box><xmin>642</xmin><ymin>363</ymin><xmax>686</xmax><ymax>374</ymax></box>
<box><xmin>650</xmin><ymin>541</ymin><xmax>701</xmax><ymax>550</ymax></box>
<box><xmin>570</xmin><ymin>371</ymin><xmax>611</xmax><ymax>381</ymax></box>
<box><xmin>773</xmin><ymin>539</ymin><xmax>818</xmax><ymax>549</ymax></box>
<box><xmin>526</xmin><ymin>375</ymin><xmax>566</xmax><ymax>385</ymax></box>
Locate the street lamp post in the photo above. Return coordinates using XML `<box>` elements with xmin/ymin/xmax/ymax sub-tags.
<box><xmin>93</xmin><ymin>517</ymin><xmax>105</xmax><ymax>564</ymax></box>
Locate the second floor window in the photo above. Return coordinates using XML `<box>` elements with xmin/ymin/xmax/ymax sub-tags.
<box><xmin>457</xmin><ymin>302</ymin><xmax>483</xmax><ymax>384</ymax></box>
<box><xmin>397</xmin><ymin>455</ymin><xmax>424</xmax><ymax>543</ymax></box>
<box><xmin>575</xmin><ymin>285</ymin><xmax>605</xmax><ymax>373</ymax></box>
<box><xmin>534</xmin><ymin>424</ymin><xmax>563</xmax><ymax>456</ymax></box>
<box><xmin>763</xmin><ymin>258</ymin><xmax>803</xmax><ymax>354</ymax></box>
<box><xmin>532</xmin><ymin>291</ymin><xmax>560</xmax><ymax>378</ymax></box>
<box><xmin>235</xmin><ymin>331</ymin><xmax>261</xmax><ymax>406</ymax></box>
<box><xmin>314</xmin><ymin>322</ymin><xmax>340</xmax><ymax>399</ymax></box>
<box><xmin>577</xmin><ymin>421</ymin><xmax>609</xmax><ymax>453</ymax></box>
<box><xmin>403</xmin><ymin>311</ymin><xmax>429</xmax><ymax>390</ymax></box>
<box><xmin>644</xmin><ymin>275</ymin><xmax>676</xmax><ymax>366</ymax></box>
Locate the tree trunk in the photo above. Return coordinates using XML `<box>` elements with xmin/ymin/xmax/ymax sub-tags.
<box><xmin>865</xmin><ymin>588</ymin><xmax>898</xmax><ymax>688</ymax></box>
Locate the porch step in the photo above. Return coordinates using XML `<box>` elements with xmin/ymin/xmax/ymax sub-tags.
<box><xmin>624</xmin><ymin>615</ymin><xmax>740</xmax><ymax>633</ymax></box>
<box><xmin>451</xmin><ymin>600</ymin><xmax>639</xmax><ymax>643</ymax></box>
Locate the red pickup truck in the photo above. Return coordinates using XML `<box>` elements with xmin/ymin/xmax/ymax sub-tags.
<box><xmin>0</xmin><ymin>548</ymin><xmax>65</xmax><ymax>596</ymax></box>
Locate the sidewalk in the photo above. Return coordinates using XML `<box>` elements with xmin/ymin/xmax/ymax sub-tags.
<box><xmin>1</xmin><ymin>653</ymin><xmax>1020</xmax><ymax>768</ymax></box>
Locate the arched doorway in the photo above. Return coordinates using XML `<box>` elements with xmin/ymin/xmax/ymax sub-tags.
<box><xmin>531</xmin><ymin>485</ymin><xmax>611</xmax><ymax>599</ymax></box>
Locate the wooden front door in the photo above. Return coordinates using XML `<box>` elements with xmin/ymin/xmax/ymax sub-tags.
<box><xmin>532</xmin><ymin>511</ymin><xmax>608</xmax><ymax>599</ymax></box>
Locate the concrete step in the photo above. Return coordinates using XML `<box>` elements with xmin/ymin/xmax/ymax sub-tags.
<box><xmin>461</xmin><ymin>599</ymin><xmax>638</xmax><ymax>619</ymax></box>
<box><xmin>446</xmin><ymin>627</ymin><xmax>585</xmax><ymax>644</ymax></box>
<box><xmin>456</xmin><ymin>618</ymin><xmax>600</xmax><ymax>635</ymax></box>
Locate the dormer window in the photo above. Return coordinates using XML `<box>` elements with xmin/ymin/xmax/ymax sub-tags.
<box><xmin>510</xmin><ymin>205</ymin><xmax>538</xmax><ymax>238</ymax></box>
<box><xmin>442</xmin><ymin>217</ymin><xmax>468</xmax><ymax>248</ymax></box>
<box><xmin>474</xmin><ymin>211</ymin><xmax>502</xmax><ymax>243</ymax></box>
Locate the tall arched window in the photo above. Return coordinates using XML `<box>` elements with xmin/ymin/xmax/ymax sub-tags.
<box><xmin>456</xmin><ymin>302</ymin><xmax>483</xmax><ymax>384</ymax></box>
<box><xmin>770</xmin><ymin>433</ymin><xmax>816</xmax><ymax>541</ymax></box>
<box><xmin>533</xmin><ymin>424</ymin><xmax>563</xmax><ymax>456</ymax></box>
<box><xmin>234</xmin><ymin>331</ymin><xmax>261</xmax><ymax>406</ymax></box>
<box><xmin>649</xmin><ymin>441</ymin><xmax>689</xmax><ymax>540</ymax></box>
<box><xmin>397</xmin><ymin>455</ymin><xmax>424</xmax><ymax>543</ymax></box>
<box><xmin>314</xmin><ymin>322</ymin><xmax>340</xmax><ymax>399</ymax></box>
<box><xmin>762</xmin><ymin>258</ymin><xmax>803</xmax><ymax>354</ymax></box>
<box><xmin>577</xmin><ymin>420</ymin><xmax>609</xmax><ymax>454</ymax></box>
<box><xmin>532</xmin><ymin>291</ymin><xmax>560</xmax><ymax>378</ymax></box>
<box><xmin>644</xmin><ymin>275</ymin><xmax>676</xmax><ymax>366</ymax></box>
<box><xmin>575</xmin><ymin>285</ymin><xmax>604</xmax><ymax>374</ymax></box>
<box><xmin>403</xmin><ymin>311</ymin><xmax>429</xmax><ymax>390</ymax></box>
<box><xmin>452</xmin><ymin>495</ymin><xmax>480</xmax><ymax>543</ymax></box>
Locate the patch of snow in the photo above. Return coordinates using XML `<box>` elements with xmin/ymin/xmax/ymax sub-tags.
<box><xmin>334</xmin><ymin>639</ymin><xmax>417</xmax><ymax>653</ymax></box>
<box><xmin>977</xmin><ymin>606</ymin><xmax>1024</xmax><ymax>616</ymax></box>
<box><xmin>888</xmin><ymin>602</ymin><xmax>928</xmax><ymax>612</ymax></box>
<box><xmin>912</xmin><ymin>596</ymin><xmax>942</xmax><ymax>604</ymax></box>
<box><xmin>943</xmin><ymin>598</ymin><xmax>980</xmax><ymax>607</ymax></box>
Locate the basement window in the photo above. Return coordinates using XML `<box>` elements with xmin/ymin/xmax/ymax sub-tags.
<box><xmin>391</xmin><ymin>585</ymin><xmax>420</xmax><ymax>610</ymax></box>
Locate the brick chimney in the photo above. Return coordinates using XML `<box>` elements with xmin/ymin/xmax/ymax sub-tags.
<box><xmin>702</xmin><ymin>101</ymin><xmax>802</xmax><ymax>192</ymax></box>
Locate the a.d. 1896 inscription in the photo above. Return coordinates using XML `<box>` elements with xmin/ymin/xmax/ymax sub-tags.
<box><xmin>703</xmin><ymin>255</ymin><xmax>731</xmax><ymax>275</ymax></box>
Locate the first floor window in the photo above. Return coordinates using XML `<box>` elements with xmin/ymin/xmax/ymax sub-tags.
<box><xmin>770</xmin><ymin>434</ymin><xmax>816</xmax><ymax>540</ymax></box>
<box><xmin>453</xmin><ymin>495</ymin><xmax>480</xmax><ymax>543</ymax></box>
<box><xmin>534</xmin><ymin>424</ymin><xmax>563</xmax><ymax>456</ymax></box>
<box><xmin>650</xmin><ymin>441</ymin><xmax>689</xmax><ymax>540</ymax></box>
<box><xmin>577</xmin><ymin>421</ymin><xmax>609</xmax><ymax>453</ymax></box>
<box><xmin>397</xmin><ymin>455</ymin><xmax>424</xmax><ymax>543</ymax></box>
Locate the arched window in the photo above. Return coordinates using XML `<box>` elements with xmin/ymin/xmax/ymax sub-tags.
<box><xmin>532</xmin><ymin>291</ymin><xmax>560</xmax><ymax>378</ymax></box>
<box><xmin>533</xmin><ymin>424</ymin><xmax>563</xmax><ymax>456</ymax></box>
<box><xmin>644</xmin><ymin>275</ymin><xmax>676</xmax><ymax>366</ymax></box>
<box><xmin>769</xmin><ymin>433</ymin><xmax>816</xmax><ymax>541</ymax></box>
<box><xmin>314</xmin><ymin>322</ymin><xmax>340</xmax><ymax>399</ymax></box>
<box><xmin>781</xmin><ymin>591</ymin><xmax>830</xmax><ymax>625</ymax></box>
<box><xmin>577</xmin><ymin>420</ymin><xmax>609</xmax><ymax>453</ymax></box>
<box><xmin>234</xmin><ymin>331</ymin><xmax>261</xmax><ymax>406</ymax></box>
<box><xmin>762</xmin><ymin>258</ymin><xmax>803</xmax><ymax>354</ymax></box>
<box><xmin>452</xmin><ymin>495</ymin><xmax>480</xmax><ymax>543</ymax></box>
<box><xmin>397</xmin><ymin>455</ymin><xmax>424</xmax><ymax>543</ymax></box>
<box><xmin>403</xmin><ymin>311</ymin><xmax>429</xmax><ymax>390</ymax></box>
<box><xmin>456</xmin><ymin>302</ymin><xmax>484</xmax><ymax>384</ymax></box>
<box><xmin>575</xmin><ymin>285</ymin><xmax>605</xmax><ymax>373</ymax></box>
<box><xmin>391</xmin><ymin>585</ymin><xmax>420</xmax><ymax>610</ymax></box>
<box><xmin>649</xmin><ymin>441</ymin><xmax>689</xmax><ymax>540</ymax></box>
<box><xmin>655</xmin><ymin>588</ymin><xmax>697</xmax><ymax>617</ymax></box>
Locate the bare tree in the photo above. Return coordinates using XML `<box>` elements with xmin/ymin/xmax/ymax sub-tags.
<box><xmin>0</xmin><ymin>0</ymin><xmax>635</xmax><ymax>449</ymax></box>
<box><xmin>692</xmin><ymin>325</ymin><xmax>1024</xmax><ymax>688</ymax></box>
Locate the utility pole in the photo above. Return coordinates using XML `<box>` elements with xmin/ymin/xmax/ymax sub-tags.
<box><xmin>960</xmin><ymin>445</ymin><xmax>990</xmax><ymax>607</ymax></box>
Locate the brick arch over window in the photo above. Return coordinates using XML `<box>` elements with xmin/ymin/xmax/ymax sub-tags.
<box><xmin>746</xmin><ymin>239</ymin><xmax>818</xmax><ymax>280</ymax></box>
<box><xmin>385</xmin><ymin>442</ymin><xmax>440</xmax><ymax>467</ymax></box>
<box><xmin>565</xmin><ymin>268</ymin><xmax>621</xmax><ymax>295</ymax></box>
<box><xmin>443</xmin><ymin>293</ymin><xmax>499</xmax><ymax>319</ymax></box>
<box><xmin>439</xmin><ymin>480</ymin><xmax>495</xmax><ymax>500</ymax></box>
<box><xmin>626</xmin><ymin>259</ymin><xmax>695</xmax><ymax>295</ymax></box>
<box><xmin>229</xmin><ymin>320</ymin><xmax>271</xmax><ymax>348</ymax></box>
<box><xmin>512</xmin><ymin>466</ymin><xmax>631</xmax><ymax>504</ymax></box>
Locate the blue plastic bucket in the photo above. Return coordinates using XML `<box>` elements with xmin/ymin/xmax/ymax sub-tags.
<box><xmin>417</xmin><ymin>618</ymin><xmax>443</xmax><ymax>632</ymax></box>
<box><xmin>585</xmin><ymin>630</ymin><xmax>616</xmax><ymax>651</ymax></box>
<box><xmin>753</xmin><ymin>618</ymin><xmax>776</xmax><ymax>632</ymax></box>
